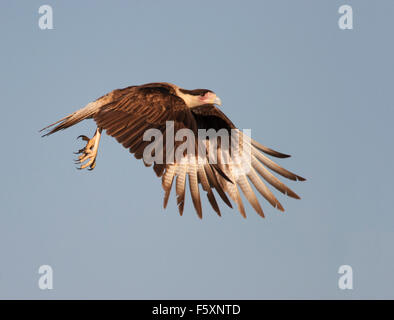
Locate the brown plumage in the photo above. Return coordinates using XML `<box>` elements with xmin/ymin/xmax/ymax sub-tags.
<box><xmin>41</xmin><ymin>82</ymin><xmax>305</xmax><ymax>219</ymax></box>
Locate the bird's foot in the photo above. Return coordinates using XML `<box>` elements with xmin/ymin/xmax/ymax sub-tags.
<box><xmin>74</xmin><ymin>128</ymin><xmax>102</xmax><ymax>170</ymax></box>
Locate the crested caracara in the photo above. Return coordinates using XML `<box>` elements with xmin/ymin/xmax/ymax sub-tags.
<box><xmin>41</xmin><ymin>82</ymin><xmax>305</xmax><ymax>219</ymax></box>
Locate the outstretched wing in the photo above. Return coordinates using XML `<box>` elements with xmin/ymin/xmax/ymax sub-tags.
<box><xmin>93</xmin><ymin>83</ymin><xmax>196</xmax><ymax>163</ymax></box>
<box><xmin>92</xmin><ymin>84</ymin><xmax>234</xmax><ymax>218</ymax></box>
<box><xmin>161</xmin><ymin>104</ymin><xmax>305</xmax><ymax>219</ymax></box>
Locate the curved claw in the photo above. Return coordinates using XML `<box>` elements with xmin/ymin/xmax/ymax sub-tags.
<box><xmin>80</xmin><ymin>158</ymin><xmax>94</xmax><ymax>170</ymax></box>
<box><xmin>88</xmin><ymin>159</ymin><xmax>96</xmax><ymax>171</ymax></box>
<box><xmin>74</xmin><ymin>148</ymin><xmax>85</xmax><ymax>155</ymax></box>
<box><xmin>77</xmin><ymin>135</ymin><xmax>90</xmax><ymax>141</ymax></box>
<box><xmin>74</xmin><ymin>157</ymin><xmax>87</xmax><ymax>164</ymax></box>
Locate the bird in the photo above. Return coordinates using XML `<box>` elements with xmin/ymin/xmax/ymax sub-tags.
<box><xmin>40</xmin><ymin>82</ymin><xmax>305</xmax><ymax>219</ymax></box>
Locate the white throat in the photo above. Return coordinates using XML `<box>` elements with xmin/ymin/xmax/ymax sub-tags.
<box><xmin>175</xmin><ymin>88</ymin><xmax>201</xmax><ymax>108</ymax></box>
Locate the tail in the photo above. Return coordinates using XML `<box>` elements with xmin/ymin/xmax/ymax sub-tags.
<box><xmin>40</xmin><ymin>99</ymin><xmax>105</xmax><ymax>137</ymax></box>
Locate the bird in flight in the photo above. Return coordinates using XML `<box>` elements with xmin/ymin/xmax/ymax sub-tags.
<box><xmin>41</xmin><ymin>82</ymin><xmax>305</xmax><ymax>219</ymax></box>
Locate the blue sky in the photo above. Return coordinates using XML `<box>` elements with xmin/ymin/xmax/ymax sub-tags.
<box><xmin>0</xmin><ymin>0</ymin><xmax>393</xmax><ymax>299</ymax></box>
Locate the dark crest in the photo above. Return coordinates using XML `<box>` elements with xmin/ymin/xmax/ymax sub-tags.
<box><xmin>179</xmin><ymin>88</ymin><xmax>213</xmax><ymax>96</ymax></box>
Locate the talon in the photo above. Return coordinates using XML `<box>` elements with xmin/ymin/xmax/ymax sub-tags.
<box><xmin>77</xmin><ymin>135</ymin><xmax>90</xmax><ymax>141</ymax></box>
<box><xmin>74</xmin><ymin>146</ymin><xmax>88</xmax><ymax>154</ymax></box>
<box><xmin>74</xmin><ymin>128</ymin><xmax>102</xmax><ymax>171</ymax></box>
<box><xmin>88</xmin><ymin>159</ymin><xmax>96</xmax><ymax>170</ymax></box>
<box><xmin>80</xmin><ymin>159</ymin><xmax>94</xmax><ymax>170</ymax></box>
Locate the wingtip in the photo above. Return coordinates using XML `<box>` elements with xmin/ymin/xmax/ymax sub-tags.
<box><xmin>251</xmin><ymin>139</ymin><xmax>291</xmax><ymax>159</ymax></box>
<box><xmin>39</xmin><ymin>130</ymin><xmax>50</xmax><ymax>138</ymax></box>
<box><xmin>253</xmin><ymin>203</ymin><xmax>265</xmax><ymax>218</ymax></box>
<box><xmin>196</xmin><ymin>206</ymin><xmax>203</xmax><ymax>219</ymax></box>
<box><xmin>277</xmin><ymin>153</ymin><xmax>291</xmax><ymax>159</ymax></box>
<box><xmin>257</xmin><ymin>209</ymin><xmax>265</xmax><ymax>218</ymax></box>
<box><xmin>286</xmin><ymin>189</ymin><xmax>301</xmax><ymax>200</ymax></box>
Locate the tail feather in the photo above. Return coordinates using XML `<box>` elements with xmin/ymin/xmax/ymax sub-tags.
<box><xmin>40</xmin><ymin>113</ymin><xmax>79</xmax><ymax>136</ymax></box>
<box><xmin>40</xmin><ymin>100</ymin><xmax>104</xmax><ymax>137</ymax></box>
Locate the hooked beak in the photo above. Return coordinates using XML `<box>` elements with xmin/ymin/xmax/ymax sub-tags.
<box><xmin>214</xmin><ymin>95</ymin><xmax>222</xmax><ymax>106</ymax></box>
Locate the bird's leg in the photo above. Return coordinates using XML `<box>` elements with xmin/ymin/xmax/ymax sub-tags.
<box><xmin>75</xmin><ymin>127</ymin><xmax>102</xmax><ymax>170</ymax></box>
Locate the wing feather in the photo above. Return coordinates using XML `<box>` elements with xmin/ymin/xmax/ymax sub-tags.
<box><xmin>235</xmin><ymin>173</ymin><xmax>264</xmax><ymax>218</ymax></box>
<box><xmin>217</xmin><ymin>146</ymin><xmax>247</xmax><ymax>218</ymax></box>
<box><xmin>163</xmin><ymin>165</ymin><xmax>176</xmax><ymax>208</ymax></box>
<box><xmin>187</xmin><ymin>158</ymin><xmax>203</xmax><ymax>218</ymax></box>
<box><xmin>247</xmin><ymin>167</ymin><xmax>284</xmax><ymax>211</ymax></box>
<box><xmin>252</xmin><ymin>147</ymin><xmax>306</xmax><ymax>181</ymax></box>
<box><xmin>175</xmin><ymin>165</ymin><xmax>187</xmax><ymax>216</ymax></box>
<box><xmin>197</xmin><ymin>164</ymin><xmax>221</xmax><ymax>216</ymax></box>
<box><xmin>250</xmin><ymin>137</ymin><xmax>290</xmax><ymax>158</ymax></box>
<box><xmin>251</xmin><ymin>156</ymin><xmax>300</xmax><ymax>199</ymax></box>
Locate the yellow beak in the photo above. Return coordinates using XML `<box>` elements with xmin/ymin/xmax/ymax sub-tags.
<box><xmin>214</xmin><ymin>96</ymin><xmax>222</xmax><ymax>106</ymax></box>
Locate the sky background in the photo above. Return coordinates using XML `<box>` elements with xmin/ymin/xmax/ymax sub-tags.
<box><xmin>0</xmin><ymin>0</ymin><xmax>393</xmax><ymax>299</ymax></box>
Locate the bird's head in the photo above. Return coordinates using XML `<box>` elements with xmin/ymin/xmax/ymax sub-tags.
<box><xmin>176</xmin><ymin>88</ymin><xmax>222</xmax><ymax>108</ymax></box>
